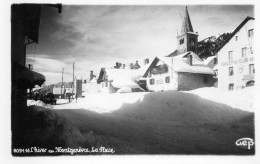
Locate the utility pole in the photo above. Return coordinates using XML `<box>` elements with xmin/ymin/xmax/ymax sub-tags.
<box><xmin>61</xmin><ymin>68</ymin><xmax>64</xmax><ymax>99</ymax></box>
<box><xmin>28</xmin><ymin>64</ymin><xmax>33</xmax><ymax>99</ymax></box>
<box><xmin>72</xmin><ymin>63</ymin><xmax>75</xmax><ymax>99</ymax></box>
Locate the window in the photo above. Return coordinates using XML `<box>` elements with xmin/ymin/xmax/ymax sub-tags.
<box><xmin>229</xmin><ymin>83</ymin><xmax>234</xmax><ymax>91</ymax></box>
<box><xmin>249</xmin><ymin>64</ymin><xmax>255</xmax><ymax>74</ymax></box>
<box><xmin>105</xmin><ymin>81</ymin><xmax>108</xmax><ymax>87</ymax></box>
<box><xmin>235</xmin><ymin>36</ymin><xmax>238</xmax><ymax>41</ymax></box>
<box><xmin>190</xmin><ymin>38</ymin><xmax>195</xmax><ymax>46</ymax></box>
<box><xmin>229</xmin><ymin>67</ymin><xmax>234</xmax><ymax>76</ymax></box>
<box><xmin>150</xmin><ymin>78</ymin><xmax>155</xmax><ymax>85</ymax></box>
<box><xmin>242</xmin><ymin>47</ymin><xmax>247</xmax><ymax>58</ymax></box>
<box><xmin>248</xmin><ymin>29</ymin><xmax>254</xmax><ymax>37</ymax></box>
<box><xmin>151</xmin><ymin>64</ymin><xmax>168</xmax><ymax>75</ymax></box>
<box><xmin>228</xmin><ymin>51</ymin><xmax>233</xmax><ymax>61</ymax></box>
<box><xmin>165</xmin><ymin>76</ymin><xmax>170</xmax><ymax>83</ymax></box>
<box><xmin>214</xmin><ymin>58</ymin><xmax>218</xmax><ymax>64</ymax></box>
<box><xmin>179</xmin><ymin>38</ymin><xmax>184</xmax><ymax>45</ymax></box>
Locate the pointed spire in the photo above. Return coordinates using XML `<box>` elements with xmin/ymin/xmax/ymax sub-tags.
<box><xmin>180</xmin><ymin>6</ymin><xmax>194</xmax><ymax>34</ymax></box>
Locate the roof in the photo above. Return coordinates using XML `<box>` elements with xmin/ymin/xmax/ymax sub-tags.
<box><xmin>97</xmin><ymin>68</ymin><xmax>146</xmax><ymax>88</ymax></box>
<box><xmin>12</xmin><ymin>62</ymin><xmax>45</xmax><ymax>88</ymax></box>
<box><xmin>166</xmin><ymin>49</ymin><xmax>178</xmax><ymax>57</ymax></box>
<box><xmin>144</xmin><ymin>52</ymin><xmax>215</xmax><ymax>77</ymax></box>
<box><xmin>213</xmin><ymin>16</ymin><xmax>255</xmax><ymax>55</ymax></box>
<box><xmin>131</xmin><ymin>62</ymin><xmax>141</xmax><ymax>69</ymax></box>
<box><xmin>181</xmin><ymin>6</ymin><xmax>194</xmax><ymax>34</ymax></box>
<box><xmin>203</xmin><ymin>56</ymin><xmax>218</xmax><ymax>69</ymax></box>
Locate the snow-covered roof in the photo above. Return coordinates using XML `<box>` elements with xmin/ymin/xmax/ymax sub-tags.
<box><xmin>203</xmin><ymin>56</ymin><xmax>216</xmax><ymax>65</ymax></box>
<box><xmin>12</xmin><ymin>62</ymin><xmax>45</xmax><ymax>88</ymax></box>
<box><xmin>148</xmin><ymin>52</ymin><xmax>215</xmax><ymax>75</ymax></box>
<box><xmin>212</xmin><ymin>64</ymin><xmax>218</xmax><ymax>70</ymax></box>
<box><xmin>98</xmin><ymin>68</ymin><xmax>144</xmax><ymax>88</ymax></box>
<box><xmin>90</xmin><ymin>76</ymin><xmax>97</xmax><ymax>83</ymax></box>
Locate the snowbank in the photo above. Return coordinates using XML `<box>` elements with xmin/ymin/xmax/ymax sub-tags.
<box><xmin>54</xmin><ymin>92</ymin><xmax>149</xmax><ymax>113</ymax></box>
<box><xmin>53</xmin><ymin>86</ymin><xmax>254</xmax><ymax>125</ymax></box>
<box><xmin>53</xmin><ymin>87</ymin><xmax>254</xmax><ymax>154</ymax></box>
<box><xmin>27</xmin><ymin>100</ymin><xmax>46</xmax><ymax>107</ymax></box>
<box><xmin>27</xmin><ymin>99</ymin><xmax>69</xmax><ymax>108</ymax></box>
<box><xmin>185</xmin><ymin>87</ymin><xmax>255</xmax><ymax>112</ymax></box>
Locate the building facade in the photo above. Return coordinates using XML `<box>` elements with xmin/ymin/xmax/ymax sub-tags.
<box><xmin>144</xmin><ymin>53</ymin><xmax>215</xmax><ymax>91</ymax></box>
<box><xmin>217</xmin><ymin>17</ymin><xmax>254</xmax><ymax>91</ymax></box>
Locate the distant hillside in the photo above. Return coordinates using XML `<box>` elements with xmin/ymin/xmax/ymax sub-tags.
<box><xmin>197</xmin><ymin>32</ymin><xmax>232</xmax><ymax>59</ymax></box>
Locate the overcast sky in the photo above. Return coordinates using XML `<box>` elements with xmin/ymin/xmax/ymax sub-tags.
<box><xmin>25</xmin><ymin>5</ymin><xmax>254</xmax><ymax>84</ymax></box>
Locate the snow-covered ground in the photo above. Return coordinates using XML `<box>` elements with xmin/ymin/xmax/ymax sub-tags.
<box><xmin>27</xmin><ymin>100</ymin><xmax>53</xmax><ymax>109</ymax></box>
<box><xmin>54</xmin><ymin>86</ymin><xmax>255</xmax><ymax>154</ymax></box>
<box><xmin>185</xmin><ymin>86</ymin><xmax>255</xmax><ymax>112</ymax></box>
<box><xmin>51</xmin><ymin>86</ymin><xmax>255</xmax><ymax>113</ymax></box>
<box><xmin>54</xmin><ymin>92</ymin><xmax>149</xmax><ymax>113</ymax></box>
<box><xmin>27</xmin><ymin>99</ymin><xmax>69</xmax><ymax>109</ymax></box>
<box><xmin>27</xmin><ymin>87</ymin><xmax>255</xmax><ymax>154</ymax></box>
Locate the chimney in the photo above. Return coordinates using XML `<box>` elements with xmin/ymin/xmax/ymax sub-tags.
<box><xmin>187</xmin><ymin>55</ymin><xmax>192</xmax><ymax>66</ymax></box>
<box><xmin>144</xmin><ymin>58</ymin><xmax>149</xmax><ymax>65</ymax></box>
<box><xmin>129</xmin><ymin>63</ymin><xmax>133</xmax><ymax>69</ymax></box>
<box><xmin>90</xmin><ymin>70</ymin><xmax>93</xmax><ymax>81</ymax></box>
<box><xmin>118</xmin><ymin>62</ymin><xmax>122</xmax><ymax>68</ymax></box>
<box><xmin>116</xmin><ymin>62</ymin><xmax>119</xmax><ymax>68</ymax></box>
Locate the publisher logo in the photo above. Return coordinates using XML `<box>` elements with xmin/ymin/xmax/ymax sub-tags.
<box><xmin>235</xmin><ymin>138</ymin><xmax>254</xmax><ymax>150</ymax></box>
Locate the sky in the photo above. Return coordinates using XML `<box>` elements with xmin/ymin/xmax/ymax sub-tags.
<box><xmin>25</xmin><ymin>5</ymin><xmax>254</xmax><ymax>84</ymax></box>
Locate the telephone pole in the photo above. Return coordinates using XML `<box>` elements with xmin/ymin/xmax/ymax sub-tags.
<box><xmin>61</xmin><ymin>68</ymin><xmax>64</xmax><ymax>98</ymax></box>
<box><xmin>72</xmin><ymin>63</ymin><xmax>75</xmax><ymax>99</ymax></box>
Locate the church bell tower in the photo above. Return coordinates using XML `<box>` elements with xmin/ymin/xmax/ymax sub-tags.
<box><xmin>176</xmin><ymin>6</ymin><xmax>198</xmax><ymax>54</ymax></box>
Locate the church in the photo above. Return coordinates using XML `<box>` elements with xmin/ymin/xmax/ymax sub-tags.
<box><xmin>144</xmin><ymin>7</ymin><xmax>215</xmax><ymax>91</ymax></box>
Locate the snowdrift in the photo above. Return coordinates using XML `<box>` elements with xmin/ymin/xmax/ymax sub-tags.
<box><xmin>13</xmin><ymin>106</ymin><xmax>96</xmax><ymax>155</ymax></box>
<box><xmin>111</xmin><ymin>89</ymin><xmax>253</xmax><ymax>125</ymax></box>
<box><xmin>186</xmin><ymin>86</ymin><xmax>255</xmax><ymax>112</ymax></box>
<box><xmin>54</xmin><ymin>87</ymin><xmax>254</xmax><ymax>125</ymax></box>
<box><xmin>52</xmin><ymin>87</ymin><xmax>254</xmax><ymax>154</ymax></box>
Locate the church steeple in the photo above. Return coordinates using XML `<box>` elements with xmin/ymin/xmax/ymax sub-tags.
<box><xmin>181</xmin><ymin>6</ymin><xmax>194</xmax><ymax>34</ymax></box>
<box><xmin>176</xmin><ymin>6</ymin><xmax>198</xmax><ymax>55</ymax></box>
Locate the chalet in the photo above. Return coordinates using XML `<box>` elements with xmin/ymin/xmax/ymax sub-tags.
<box><xmin>144</xmin><ymin>52</ymin><xmax>215</xmax><ymax>91</ymax></box>
<box><xmin>214</xmin><ymin>17</ymin><xmax>255</xmax><ymax>91</ymax></box>
<box><xmin>97</xmin><ymin>68</ymin><xmax>147</xmax><ymax>93</ymax></box>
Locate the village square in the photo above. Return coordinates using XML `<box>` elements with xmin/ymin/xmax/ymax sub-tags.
<box><xmin>10</xmin><ymin>4</ymin><xmax>255</xmax><ymax>156</ymax></box>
